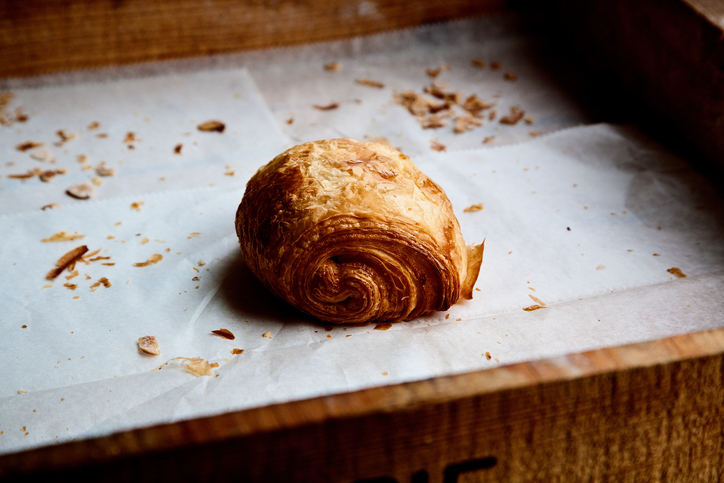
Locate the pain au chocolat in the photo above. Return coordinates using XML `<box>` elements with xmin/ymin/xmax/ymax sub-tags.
<box><xmin>235</xmin><ymin>138</ymin><xmax>484</xmax><ymax>324</ymax></box>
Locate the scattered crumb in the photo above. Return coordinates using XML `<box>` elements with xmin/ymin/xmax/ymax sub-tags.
<box><xmin>95</xmin><ymin>133</ymin><xmax>108</xmax><ymax>138</ymax></box>
<box><xmin>47</xmin><ymin>245</ymin><xmax>89</xmax><ymax>279</ymax></box>
<box><xmin>528</xmin><ymin>294</ymin><xmax>546</xmax><ymax>306</ymax></box>
<box><xmin>464</xmin><ymin>203</ymin><xmax>483</xmax><ymax>213</ymax></box>
<box><xmin>456</xmin><ymin>318</ymin><xmax>461</xmax><ymax>321</ymax></box>
<box><xmin>524</xmin><ymin>116</ymin><xmax>534</xmax><ymax>124</ymax></box>
<box><xmin>16</xmin><ymin>141</ymin><xmax>42</xmax><ymax>152</ymax></box>
<box><xmin>445</xmin><ymin>314</ymin><xmax>450</xmax><ymax>319</ymax></box>
<box><xmin>174</xmin><ymin>143</ymin><xmax>183</xmax><ymax>154</ymax></box>
<box><xmin>286</xmin><ymin>117</ymin><xmax>294</xmax><ymax>125</ymax></box>
<box><xmin>488</xmin><ymin>109</ymin><xmax>497</xmax><ymax>120</ymax></box>
<box><xmin>500</xmin><ymin>106</ymin><xmax>525</xmax><ymax>125</ymax></box>
<box><xmin>8</xmin><ymin>168</ymin><xmax>42</xmax><ymax>179</ymax></box>
<box><xmin>523</xmin><ymin>305</ymin><xmax>546</xmax><ymax>312</ymax></box>
<box><xmin>420</xmin><ymin>114</ymin><xmax>446</xmax><ymax>129</ymax></box>
<box><xmin>232</xmin><ymin>348</ymin><xmax>244</xmax><ymax>355</ymax></box>
<box><xmin>374</xmin><ymin>323</ymin><xmax>392</xmax><ymax>331</ymax></box>
<box><xmin>212</xmin><ymin>328</ymin><xmax>235</xmax><ymax>340</ymax></box>
<box><xmin>381</xmin><ymin>372</ymin><xmax>388</xmax><ymax>376</ymax></box>
<box><xmin>313</xmin><ymin>103</ymin><xmax>339</xmax><ymax>111</ymax></box>
<box><xmin>41</xmin><ymin>284</ymin><xmax>53</xmax><ymax>289</ymax></box>
<box><xmin>88</xmin><ymin>122</ymin><xmax>100</xmax><ymax>130</ymax></box>
<box><xmin>490</xmin><ymin>61</ymin><xmax>501</xmax><ymax>70</ymax></box>
<box><xmin>324</xmin><ymin>62</ymin><xmax>342</xmax><ymax>71</ymax></box>
<box><xmin>504</xmin><ymin>72</ymin><xmax>517</xmax><ymax>81</ymax></box>
<box><xmin>96</xmin><ymin>164</ymin><xmax>115</xmax><ymax>177</ymax></box>
<box><xmin>653</xmin><ymin>253</ymin><xmax>660</xmax><ymax>257</ymax></box>
<box><xmin>454</xmin><ymin>114</ymin><xmax>483</xmax><ymax>133</ymax></box>
<box><xmin>123</xmin><ymin>132</ymin><xmax>136</xmax><ymax>143</ymax></box>
<box><xmin>483</xmin><ymin>136</ymin><xmax>495</xmax><ymax>144</ymax></box>
<box><xmin>430</xmin><ymin>139</ymin><xmax>446</xmax><ymax>152</ymax></box>
<box><xmin>596</xmin><ymin>264</ymin><xmax>606</xmax><ymax>270</ymax></box>
<box><xmin>130</xmin><ymin>201</ymin><xmax>144</xmax><ymax>211</ymax></box>
<box><xmin>262</xmin><ymin>332</ymin><xmax>272</xmax><ymax>339</ymax></box>
<box><xmin>472</xmin><ymin>59</ymin><xmax>486</xmax><ymax>68</ymax></box>
<box><xmin>667</xmin><ymin>267</ymin><xmax>686</xmax><ymax>278</ymax></box>
<box><xmin>66</xmin><ymin>183</ymin><xmax>94</xmax><ymax>200</ymax></box>
<box><xmin>134</xmin><ymin>254</ymin><xmax>163</xmax><ymax>267</ymax></box>
<box><xmin>529</xmin><ymin>131</ymin><xmax>541</xmax><ymax>137</ymax></box>
<box><xmin>485</xmin><ymin>352</ymin><xmax>492</xmax><ymax>360</ymax></box>
<box><xmin>197</xmin><ymin>120</ymin><xmax>225</xmax><ymax>133</ymax></box>
<box><xmin>224</xmin><ymin>170</ymin><xmax>235</xmax><ymax>176</ymax></box>
<box><xmin>41</xmin><ymin>232</ymin><xmax>85</xmax><ymax>242</ymax></box>
<box><xmin>138</xmin><ymin>336</ymin><xmax>161</xmax><ymax>355</ymax></box>
<box><xmin>63</xmin><ymin>283</ymin><xmax>77</xmax><ymax>290</ymax></box>
<box><xmin>29</xmin><ymin>147</ymin><xmax>53</xmax><ymax>162</ymax></box>
<box><xmin>356</xmin><ymin>79</ymin><xmax>385</xmax><ymax>88</ymax></box>
<box><xmin>188</xmin><ymin>232</ymin><xmax>201</xmax><ymax>239</ymax></box>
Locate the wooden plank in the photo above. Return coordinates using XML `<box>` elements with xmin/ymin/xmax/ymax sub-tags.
<box><xmin>557</xmin><ymin>0</ymin><xmax>724</xmax><ymax>164</ymax></box>
<box><xmin>0</xmin><ymin>0</ymin><xmax>508</xmax><ymax>79</ymax></box>
<box><xmin>1</xmin><ymin>327</ymin><xmax>723</xmax><ymax>482</ymax></box>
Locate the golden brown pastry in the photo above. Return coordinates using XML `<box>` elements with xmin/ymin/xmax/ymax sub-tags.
<box><xmin>235</xmin><ymin>139</ymin><xmax>483</xmax><ymax>324</ymax></box>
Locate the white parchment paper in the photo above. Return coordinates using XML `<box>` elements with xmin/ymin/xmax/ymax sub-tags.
<box><xmin>1</xmin><ymin>16</ymin><xmax>723</xmax><ymax>456</ymax></box>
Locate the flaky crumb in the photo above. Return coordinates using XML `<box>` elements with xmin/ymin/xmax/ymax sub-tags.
<box><xmin>454</xmin><ymin>114</ymin><xmax>482</xmax><ymax>133</ymax></box>
<box><xmin>324</xmin><ymin>62</ymin><xmax>342</xmax><ymax>71</ymax></box>
<box><xmin>500</xmin><ymin>106</ymin><xmax>525</xmax><ymax>125</ymax></box>
<box><xmin>356</xmin><ymin>79</ymin><xmax>384</xmax><ymax>89</ymax></box>
<box><xmin>374</xmin><ymin>323</ymin><xmax>392</xmax><ymax>331</ymax></box>
<box><xmin>262</xmin><ymin>332</ymin><xmax>272</xmax><ymax>339</ymax></box>
<box><xmin>667</xmin><ymin>267</ymin><xmax>687</xmax><ymax>278</ymax></box>
<box><xmin>472</xmin><ymin>59</ymin><xmax>486</xmax><ymax>68</ymax></box>
<box><xmin>41</xmin><ymin>232</ymin><xmax>85</xmax><ymax>242</ymax></box>
<box><xmin>66</xmin><ymin>183</ymin><xmax>94</xmax><ymax>200</ymax></box>
<box><xmin>174</xmin><ymin>143</ymin><xmax>182</xmax><ymax>155</ymax></box>
<box><xmin>212</xmin><ymin>328</ymin><xmax>235</xmax><ymax>340</ymax></box>
<box><xmin>485</xmin><ymin>352</ymin><xmax>492</xmax><ymax>360</ymax></box>
<box><xmin>504</xmin><ymin>72</ymin><xmax>517</xmax><ymax>81</ymax></box>
<box><xmin>197</xmin><ymin>120</ymin><xmax>225</xmax><ymax>133</ymax></box>
<box><xmin>490</xmin><ymin>61</ymin><xmax>502</xmax><ymax>70</ymax></box>
<box><xmin>130</xmin><ymin>201</ymin><xmax>144</xmax><ymax>211</ymax></box>
<box><xmin>313</xmin><ymin>103</ymin><xmax>339</xmax><ymax>111</ymax></box>
<box><xmin>47</xmin><ymin>245</ymin><xmax>88</xmax><ymax>279</ymax></box>
<box><xmin>483</xmin><ymin>136</ymin><xmax>495</xmax><ymax>144</ymax></box>
<box><xmin>464</xmin><ymin>203</ymin><xmax>483</xmax><ymax>212</ymax></box>
<box><xmin>528</xmin><ymin>294</ymin><xmax>546</xmax><ymax>306</ymax></box>
<box><xmin>138</xmin><ymin>336</ymin><xmax>161</xmax><ymax>355</ymax></box>
<box><xmin>134</xmin><ymin>254</ymin><xmax>163</xmax><ymax>267</ymax></box>
<box><xmin>523</xmin><ymin>304</ymin><xmax>546</xmax><ymax>312</ymax></box>
<box><xmin>232</xmin><ymin>348</ymin><xmax>244</xmax><ymax>355</ymax></box>
<box><xmin>430</xmin><ymin>140</ymin><xmax>446</xmax><ymax>152</ymax></box>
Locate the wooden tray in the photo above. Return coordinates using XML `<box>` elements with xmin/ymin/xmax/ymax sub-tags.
<box><xmin>1</xmin><ymin>1</ymin><xmax>722</xmax><ymax>481</ymax></box>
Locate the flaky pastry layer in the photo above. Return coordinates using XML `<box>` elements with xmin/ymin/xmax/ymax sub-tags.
<box><xmin>235</xmin><ymin>138</ymin><xmax>483</xmax><ymax>324</ymax></box>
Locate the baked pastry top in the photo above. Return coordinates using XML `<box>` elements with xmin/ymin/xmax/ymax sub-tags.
<box><xmin>236</xmin><ymin>138</ymin><xmax>483</xmax><ymax>324</ymax></box>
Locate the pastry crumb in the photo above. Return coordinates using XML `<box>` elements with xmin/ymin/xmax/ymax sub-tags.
<box><xmin>313</xmin><ymin>102</ymin><xmax>339</xmax><ymax>111</ymax></box>
<box><xmin>356</xmin><ymin>79</ymin><xmax>385</xmax><ymax>88</ymax></box>
<box><xmin>197</xmin><ymin>120</ymin><xmax>225</xmax><ymax>133</ymax></box>
<box><xmin>66</xmin><ymin>183</ymin><xmax>94</xmax><ymax>200</ymax></box>
<box><xmin>262</xmin><ymin>332</ymin><xmax>272</xmax><ymax>339</ymax></box>
<box><xmin>430</xmin><ymin>140</ymin><xmax>446</xmax><ymax>152</ymax></box>
<box><xmin>138</xmin><ymin>336</ymin><xmax>161</xmax><ymax>355</ymax></box>
<box><xmin>212</xmin><ymin>328</ymin><xmax>235</xmax><ymax>340</ymax></box>
<box><xmin>667</xmin><ymin>267</ymin><xmax>686</xmax><ymax>278</ymax></box>
<box><xmin>134</xmin><ymin>254</ymin><xmax>163</xmax><ymax>267</ymax></box>
<box><xmin>523</xmin><ymin>304</ymin><xmax>546</xmax><ymax>312</ymax></box>
<box><xmin>464</xmin><ymin>203</ymin><xmax>483</xmax><ymax>212</ymax></box>
<box><xmin>232</xmin><ymin>348</ymin><xmax>244</xmax><ymax>355</ymax></box>
<box><xmin>41</xmin><ymin>232</ymin><xmax>85</xmax><ymax>242</ymax></box>
<box><xmin>324</xmin><ymin>62</ymin><xmax>342</xmax><ymax>71</ymax></box>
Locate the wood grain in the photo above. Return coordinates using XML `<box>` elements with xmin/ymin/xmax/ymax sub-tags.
<box><xmin>558</xmin><ymin>0</ymin><xmax>724</xmax><ymax>164</ymax></box>
<box><xmin>0</xmin><ymin>0</ymin><xmax>508</xmax><ymax>79</ymax></box>
<box><xmin>1</xmin><ymin>327</ymin><xmax>723</xmax><ymax>482</ymax></box>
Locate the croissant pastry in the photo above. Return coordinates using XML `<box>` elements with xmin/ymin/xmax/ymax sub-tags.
<box><xmin>235</xmin><ymin>139</ymin><xmax>484</xmax><ymax>324</ymax></box>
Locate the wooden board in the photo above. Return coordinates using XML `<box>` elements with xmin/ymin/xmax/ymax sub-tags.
<box><xmin>0</xmin><ymin>0</ymin><xmax>508</xmax><ymax>79</ymax></box>
<box><xmin>1</xmin><ymin>327</ymin><xmax>723</xmax><ymax>482</ymax></box>
<box><xmin>558</xmin><ymin>0</ymin><xmax>724</xmax><ymax>164</ymax></box>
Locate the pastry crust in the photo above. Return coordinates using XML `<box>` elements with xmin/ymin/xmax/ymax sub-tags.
<box><xmin>236</xmin><ymin>138</ymin><xmax>483</xmax><ymax>324</ymax></box>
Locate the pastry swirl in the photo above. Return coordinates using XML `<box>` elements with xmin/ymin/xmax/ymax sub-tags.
<box><xmin>235</xmin><ymin>138</ymin><xmax>483</xmax><ymax>324</ymax></box>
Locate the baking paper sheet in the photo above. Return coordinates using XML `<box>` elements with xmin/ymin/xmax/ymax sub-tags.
<box><xmin>1</xmin><ymin>16</ymin><xmax>723</xmax><ymax>456</ymax></box>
